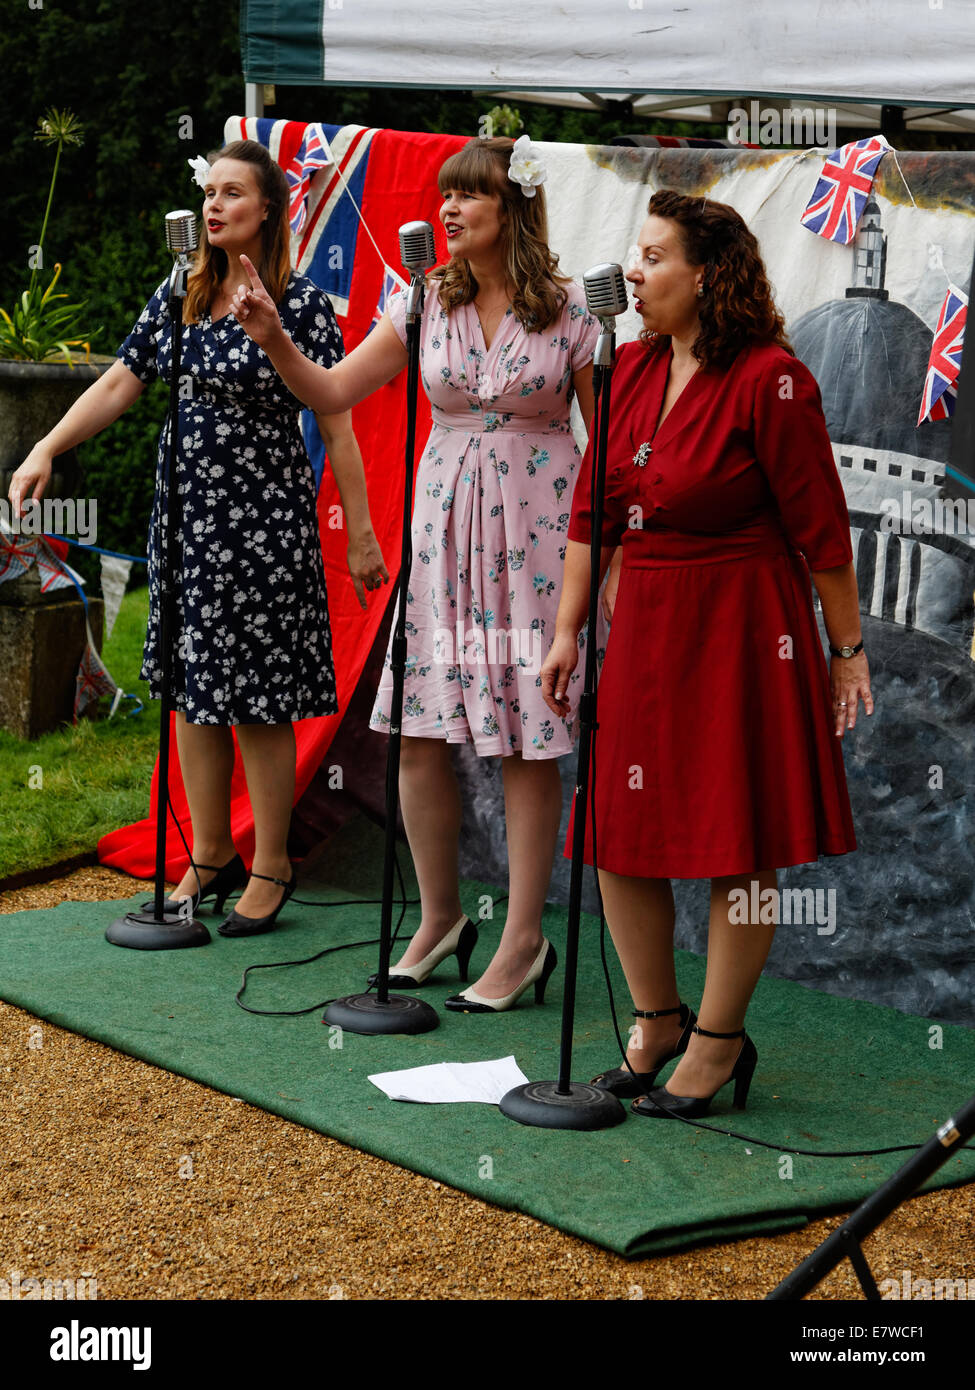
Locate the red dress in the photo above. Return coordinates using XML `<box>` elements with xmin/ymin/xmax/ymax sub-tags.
<box><xmin>565</xmin><ymin>338</ymin><xmax>857</xmax><ymax>878</ymax></box>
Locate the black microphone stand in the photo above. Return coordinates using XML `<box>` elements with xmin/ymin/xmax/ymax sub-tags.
<box><xmin>499</xmin><ymin>311</ymin><xmax>625</xmax><ymax>1129</ymax></box>
<box><xmin>324</xmin><ymin>263</ymin><xmax>438</xmax><ymax>1035</ymax></box>
<box><xmin>107</xmin><ymin>224</ymin><xmax>209</xmax><ymax>950</ymax></box>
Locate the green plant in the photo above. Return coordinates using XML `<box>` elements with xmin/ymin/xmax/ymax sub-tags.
<box><xmin>484</xmin><ymin>104</ymin><xmax>525</xmax><ymax>139</ymax></box>
<box><xmin>0</xmin><ymin>261</ymin><xmax>91</xmax><ymax>364</ymax></box>
<box><xmin>0</xmin><ymin>108</ymin><xmax>93</xmax><ymax>365</ymax></box>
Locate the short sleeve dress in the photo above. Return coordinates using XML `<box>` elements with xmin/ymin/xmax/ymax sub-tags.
<box><xmin>567</xmin><ymin>338</ymin><xmax>858</xmax><ymax>877</ymax></box>
<box><xmin>116</xmin><ymin>271</ymin><xmax>344</xmax><ymax>726</ymax></box>
<box><xmin>368</xmin><ymin>279</ymin><xmax>600</xmax><ymax>757</ymax></box>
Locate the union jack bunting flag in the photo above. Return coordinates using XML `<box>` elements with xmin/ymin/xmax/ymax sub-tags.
<box><xmin>35</xmin><ymin>538</ymin><xmax>84</xmax><ymax>593</ymax></box>
<box><xmin>367</xmin><ymin>265</ymin><xmax>407</xmax><ymax>334</ymax></box>
<box><xmin>0</xmin><ymin>521</ymin><xmax>35</xmax><ymax>583</ymax></box>
<box><xmin>918</xmin><ymin>283</ymin><xmax>968</xmax><ymax>424</ymax></box>
<box><xmin>74</xmin><ymin>620</ymin><xmax>118</xmax><ymax>723</ymax></box>
<box><xmin>801</xmin><ymin>136</ymin><xmax>890</xmax><ymax>244</ymax></box>
<box><xmin>286</xmin><ymin>123</ymin><xmax>334</xmax><ymax>236</ymax></box>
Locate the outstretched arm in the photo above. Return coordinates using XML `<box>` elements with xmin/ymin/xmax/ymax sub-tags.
<box><xmin>7</xmin><ymin>360</ymin><xmax>146</xmax><ymax>515</ymax></box>
<box><xmin>230</xmin><ymin>254</ymin><xmax>408</xmax><ymax>414</ymax></box>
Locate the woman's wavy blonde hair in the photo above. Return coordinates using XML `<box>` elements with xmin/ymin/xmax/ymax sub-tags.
<box><xmin>639</xmin><ymin>190</ymin><xmax>793</xmax><ymax>370</ymax></box>
<box><xmin>183</xmin><ymin>139</ymin><xmax>292</xmax><ymax>325</ymax></box>
<box><xmin>433</xmin><ymin>137</ymin><xmax>569</xmax><ymax>331</ymax></box>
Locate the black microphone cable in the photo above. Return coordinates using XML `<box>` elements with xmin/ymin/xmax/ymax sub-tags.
<box><xmin>233</xmin><ymin>841</ymin><xmax>416</xmax><ymax>1018</ymax></box>
<box><xmin>232</xmin><ymin>863</ymin><xmax>509</xmax><ymax>1017</ymax></box>
<box><xmin>159</xmin><ymin>788</ymin><xmax>425</xmax><ymax>1015</ymax></box>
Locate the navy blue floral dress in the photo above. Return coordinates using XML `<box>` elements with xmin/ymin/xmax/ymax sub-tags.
<box><xmin>116</xmin><ymin>272</ymin><xmax>344</xmax><ymax>725</ymax></box>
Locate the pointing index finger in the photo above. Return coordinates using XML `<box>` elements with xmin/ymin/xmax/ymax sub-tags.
<box><xmin>239</xmin><ymin>252</ymin><xmax>262</xmax><ymax>290</ymax></box>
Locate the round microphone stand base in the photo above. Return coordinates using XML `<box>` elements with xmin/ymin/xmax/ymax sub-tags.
<box><xmin>324</xmin><ymin>992</ymin><xmax>439</xmax><ymax>1036</ymax></box>
<box><xmin>105</xmin><ymin>910</ymin><xmax>211</xmax><ymax>950</ymax></box>
<box><xmin>499</xmin><ymin>1080</ymin><xmax>626</xmax><ymax>1131</ymax></box>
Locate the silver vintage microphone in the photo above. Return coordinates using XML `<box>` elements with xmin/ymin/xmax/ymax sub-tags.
<box><xmin>398</xmin><ymin>220</ymin><xmax>437</xmax><ymax>276</ymax></box>
<box><xmin>165</xmin><ymin>210</ymin><xmax>199</xmax><ymax>299</ymax></box>
<box><xmin>583</xmin><ymin>263</ymin><xmax>628</xmax><ymax>367</ymax></box>
<box><xmin>399</xmin><ymin>221</ymin><xmax>437</xmax><ymax>322</ymax></box>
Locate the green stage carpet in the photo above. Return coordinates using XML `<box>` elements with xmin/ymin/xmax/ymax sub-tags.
<box><xmin>2</xmin><ymin>817</ymin><xmax>973</xmax><ymax>1258</ymax></box>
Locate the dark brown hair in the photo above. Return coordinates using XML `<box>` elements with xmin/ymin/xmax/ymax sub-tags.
<box><xmin>433</xmin><ymin>137</ymin><xmax>569</xmax><ymax>331</ymax></box>
<box><xmin>184</xmin><ymin>139</ymin><xmax>291</xmax><ymax>325</ymax></box>
<box><xmin>639</xmin><ymin>190</ymin><xmax>792</xmax><ymax>369</ymax></box>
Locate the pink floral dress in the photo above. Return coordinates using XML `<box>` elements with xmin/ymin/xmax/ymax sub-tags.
<box><xmin>369</xmin><ymin>280</ymin><xmax>599</xmax><ymax>758</ymax></box>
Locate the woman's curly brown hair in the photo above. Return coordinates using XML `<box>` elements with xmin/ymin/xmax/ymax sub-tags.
<box><xmin>433</xmin><ymin>137</ymin><xmax>570</xmax><ymax>331</ymax></box>
<box><xmin>639</xmin><ymin>190</ymin><xmax>792</xmax><ymax>369</ymax></box>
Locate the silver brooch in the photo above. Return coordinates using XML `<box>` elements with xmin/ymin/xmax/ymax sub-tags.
<box><xmin>632</xmin><ymin>442</ymin><xmax>652</xmax><ymax>468</ymax></box>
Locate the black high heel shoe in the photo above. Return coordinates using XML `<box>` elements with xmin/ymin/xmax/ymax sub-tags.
<box><xmin>630</xmin><ymin>1025</ymin><xmax>757</xmax><ymax>1119</ymax></box>
<box><xmin>590</xmin><ymin>1002</ymin><xmax>698</xmax><ymax>1098</ymax></box>
<box><xmin>140</xmin><ymin>853</ymin><xmax>247</xmax><ymax>917</ymax></box>
<box><xmin>217</xmin><ymin>870</ymin><xmax>298</xmax><ymax>938</ymax></box>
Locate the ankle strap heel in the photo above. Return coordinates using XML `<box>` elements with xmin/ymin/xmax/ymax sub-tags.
<box><xmin>628</xmin><ymin>1025</ymin><xmax>757</xmax><ymax>1120</ymax></box>
<box><xmin>591</xmin><ymin>1002</ymin><xmax>697</xmax><ymax>1098</ymax></box>
<box><xmin>217</xmin><ymin>868</ymin><xmax>297</xmax><ymax>938</ymax></box>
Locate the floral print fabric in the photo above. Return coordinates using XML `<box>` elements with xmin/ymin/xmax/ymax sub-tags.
<box><xmin>369</xmin><ymin>279</ymin><xmax>599</xmax><ymax>758</ymax></box>
<box><xmin>116</xmin><ymin>272</ymin><xmax>343</xmax><ymax>725</ymax></box>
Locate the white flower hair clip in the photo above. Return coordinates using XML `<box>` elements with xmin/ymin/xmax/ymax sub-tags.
<box><xmin>188</xmin><ymin>155</ymin><xmax>211</xmax><ymax>191</ymax></box>
<box><xmin>507</xmin><ymin>135</ymin><xmax>546</xmax><ymax>198</ymax></box>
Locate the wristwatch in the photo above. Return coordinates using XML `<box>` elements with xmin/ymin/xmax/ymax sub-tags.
<box><xmin>829</xmin><ymin>640</ymin><xmax>864</xmax><ymax>658</ymax></box>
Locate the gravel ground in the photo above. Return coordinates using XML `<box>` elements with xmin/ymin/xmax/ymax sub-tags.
<box><xmin>1</xmin><ymin>865</ymin><xmax>972</xmax><ymax>1302</ymax></box>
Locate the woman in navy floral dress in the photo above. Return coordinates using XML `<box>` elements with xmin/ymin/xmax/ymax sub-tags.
<box><xmin>121</xmin><ymin>269</ymin><xmax>346</xmax><ymax>728</ymax></box>
<box><xmin>11</xmin><ymin>140</ymin><xmax>387</xmax><ymax>934</ymax></box>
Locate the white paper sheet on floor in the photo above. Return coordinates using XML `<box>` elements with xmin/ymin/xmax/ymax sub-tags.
<box><xmin>367</xmin><ymin>1055</ymin><xmax>529</xmax><ymax>1103</ymax></box>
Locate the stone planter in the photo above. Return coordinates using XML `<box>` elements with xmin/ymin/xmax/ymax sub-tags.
<box><xmin>0</xmin><ymin>355</ymin><xmax>113</xmax><ymax>738</ymax></box>
<box><xmin>0</xmin><ymin>356</ymin><xmax>112</xmax><ymax>502</ymax></box>
<box><xmin>0</xmin><ymin>584</ymin><xmax>106</xmax><ymax>740</ymax></box>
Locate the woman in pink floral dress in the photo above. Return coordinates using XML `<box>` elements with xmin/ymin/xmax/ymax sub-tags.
<box><xmin>231</xmin><ymin>137</ymin><xmax>598</xmax><ymax>1011</ymax></box>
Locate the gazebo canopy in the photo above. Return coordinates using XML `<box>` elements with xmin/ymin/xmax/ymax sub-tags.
<box><xmin>240</xmin><ymin>0</ymin><xmax>975</xmax><ymax>133</ymax></box>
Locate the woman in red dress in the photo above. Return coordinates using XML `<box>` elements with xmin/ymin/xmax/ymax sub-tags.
<box><xmin>540</xmin><ymin>190</ymin><xmax>874</xmax><ymax>1119</ymax></box>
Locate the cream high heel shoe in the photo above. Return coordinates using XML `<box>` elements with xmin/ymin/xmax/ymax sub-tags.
<box><xmin>443</xmin><ymin>938</ymin><xmax>557</xmax><ymax>1013</ymax></box>
<box><xmin>367</xmin><ymin>914</ymin><xmax>478</xmax><ymax>988</ymax></box>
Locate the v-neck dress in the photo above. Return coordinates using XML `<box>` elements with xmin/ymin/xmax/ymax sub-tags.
<box><xmin>368</xmin><ymin>280</ymin><xmax>600</xmax><ymax>757</ymax></box>
<box><xmin>116</xmin><ymin>272</ymin><xmax>344</xmax><ymax>725</ymax></box>
<box><xmin>566</xmin><ymin>338</ymin><xmax>857</xmax><ymax>877</ymax></box>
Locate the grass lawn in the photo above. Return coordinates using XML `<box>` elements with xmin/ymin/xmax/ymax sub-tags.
<box><xmin>0</xmin><ymin>586</ymin><xmax>159</xmax><ymax>882</ymax></box>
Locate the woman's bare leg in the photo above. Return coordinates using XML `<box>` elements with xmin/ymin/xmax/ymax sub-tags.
<box><xmin>459</xmin><ymin>752</ymin><xmax>563</xmax><ymax>998</ymax></box>
<box><xmin>233</xmin><ymin>722</ymin><xmax>296</xmax><ymax>917</ymax></box>
<box><xmin>169</xmin><ymin>713</ymin><xmax>237</xmax><ymax>899</ymax></box>
<box><xmin>595</xmin><ymin>869</ymin><xmax>687</xmax><ymax>1070</ymax></box>
<box><xmin>660</xmin><ymin>868</ymin><xmax>777</xmax><ymax>1099</ymax></box>
<box><xmin>392</xmin><ymin>736</ymin><xmax>465</xmax><ymax>966</ymax></box>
